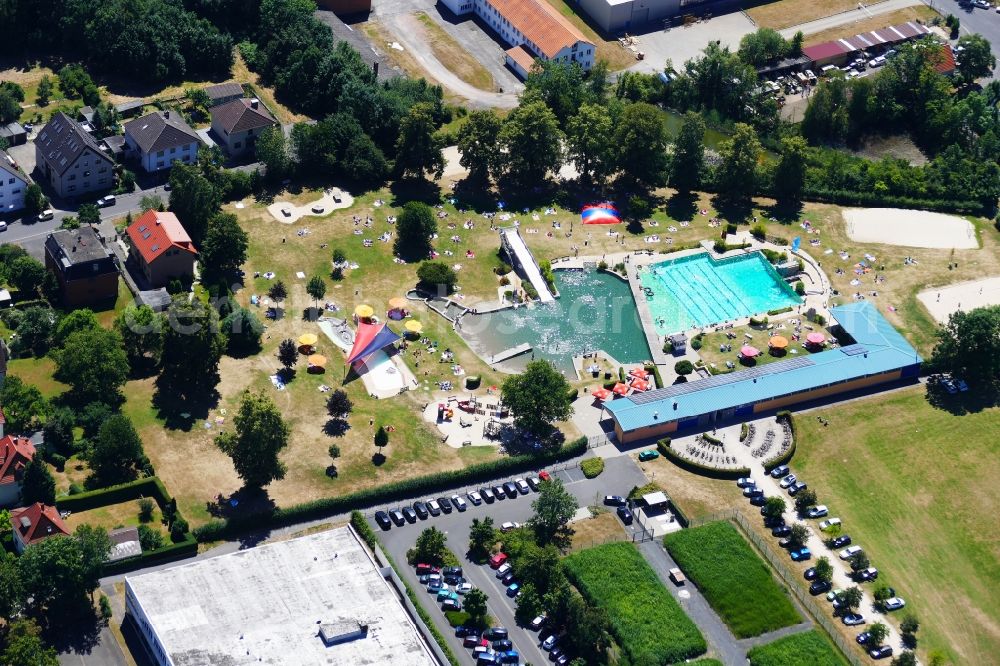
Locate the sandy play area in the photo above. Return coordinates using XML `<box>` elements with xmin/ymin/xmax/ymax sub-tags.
<box><xmin>267</xmin><ymin>188</ymin><xmax>354</xmax><ymax>223</ymax></box>
<box><xmin>843</xmin><ymin>208</ymin><xmax>977</xmax><ymax>249</ymax></box>
<box><xmin>917</xmin><ymin>276</ymin><xmax>1000</xmax><ymax>323</ymax></box>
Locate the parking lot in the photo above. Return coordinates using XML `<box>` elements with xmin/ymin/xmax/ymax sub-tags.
<box><xmin>370</xmin><ymin>455</ymin><xmax>647</xmax><ymax>665</ymax></box>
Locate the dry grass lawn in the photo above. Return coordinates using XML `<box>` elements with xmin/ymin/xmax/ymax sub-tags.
<box><xmin>802</xmin><ymin>6</ymin><xmax>940</xmax><ymax>45</ymax></box>
<box><xmin>632</xmin><ymin>452</ymin><xmax>745</xmax><ymax>521</ymax></box>
<box><xmin>63</xmin><ymin>498</ymin><xmax>168</xmax><ymax>540</ymax></box>
<box><xmin>416</xmin><ymin>12</ymin><xmax>495</xmax><ymax>91</ymax></box>
<box><xmin>746</xmin><ymin>0</ymin><xmax>862</xmax><ymax>30</ymax></box>
<box><xmin>569</xmin><ymin>510</ymin><xmax>627</xmax><ymax>551</ymax></box>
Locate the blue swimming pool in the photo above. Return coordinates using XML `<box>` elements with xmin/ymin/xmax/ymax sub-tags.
<box><xmin>641</xmin><ymin>251</ymin><xmax>801</xmax><ymax>334</ymax></box>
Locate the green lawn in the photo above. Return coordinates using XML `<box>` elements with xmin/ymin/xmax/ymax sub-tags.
<box><xmin>794</xmin><ymin>386</ymin><xmax>1000</xmax><ymax>665</ymax></box>
<box><xmin>664</xmin><ymin>521</ymin><xmax>801</xmax><ymax>638</ymax></box>
<box><xmin>746</xmin><ymin>630</ymin><xmax>848</xmax><ymax>666</ymax></box>
<box><xmin>563</xmin><ymin>542</ymin><xmax>706</xmax><ymax>664</ymax></box>
<box><xmin>7</xmin><ymin>357</ymin><xmax>68</xmax><ymax>399</ymax></box>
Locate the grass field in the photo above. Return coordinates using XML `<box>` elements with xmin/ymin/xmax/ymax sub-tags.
<box><xmin>746</xmin><ymin>630</ymin><xmax>848</xmax><ymax>666</ymax></box>
<box><xmin>568</xmin><ymin>510</ymin><xmax>626</xmax><ymax>552</ymax></box>
<box><xmin>746</xmin><ymin>0</ymin><xmax>861</xmax><ymax>30</ymax></box>
<box><xmin>7</xmin><ymin>357</ymin><xmax>68</xmax><ymax>399</ymax></box>
<box><xmin>563</xmin><ymin>542</ymin><xmax>706</xmax><ymax>664</ymax></box>
<box><xmin>802</xmin><ymin>6</ymin><xmax>940</xmax><ymax>46</ymax></box>
<box><xmin>63</xmin><ymin>498</ymin><xmax>170</xmax><ymax>542</ymax></box>
<box><xmin>793</xmin><ymin>386</ymin><xmax>1000</xmax><ymax>665</ymax></box>
<box><xmin>664</xmin><ymin>521</ymin><xmax>801</xmax><ymax>638</ymax></box>
<box><xmin>695</xmin><ymin>322</ymin><xmax>824</xmax><ymax>375</ymax></box>
<box><xmin>415</xmin><ymin>12</ymin><xmax>495</xmax><ymax>91</ymax></box>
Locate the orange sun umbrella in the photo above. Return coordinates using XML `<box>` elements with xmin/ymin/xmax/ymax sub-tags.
<box><xmin>612</xmin><ymin>382</ymin><xmax>630</xmax><ymax>396</ymax></box>
<box><xmin>631</xmin><ymin>377</ymin><xmax>650</xmax><ymax>391</ymax></box>
<box><xmin>769</xmin><ymin>335</ymin><xmax>789</xmax><ymax>349</ymax></box>
<box><xmin>592</xmin><ymin>387</ymin><xmax>612</xmax><ymax>401</ymax></box>
<box><xmin>308</xmin><ymin>354</ymin><xmax>327</xmax><ymax>367</ymax></box>
<box><xmin>388</xmin><ymin>297</ymin><xmax>407</xmax><ymax>310</ymax></box>
<box><xmin>629</xmin><ymin>368</ymin><xmax>649</xmax><ymax>379</ymax></box>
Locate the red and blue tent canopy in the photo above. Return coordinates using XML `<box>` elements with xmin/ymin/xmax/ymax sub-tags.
<box><xmin>581</xmin><ymin>203</ymin><xmax>620</xmax><ymax>225</ymax></box>
<box><xmin>346</xmin><ymin>321</ymin><xmax>401</xmax><ymax>365</ymax></box>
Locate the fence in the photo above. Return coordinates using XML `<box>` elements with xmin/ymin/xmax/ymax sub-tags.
<box><xmin>688</xmin><ymin>509</ymin><xmax>863</xmax><ymax>666</ymax></box>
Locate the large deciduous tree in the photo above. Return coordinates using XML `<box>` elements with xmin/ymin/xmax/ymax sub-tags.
<box><xmin>931</xmin><ymin>305</ymin><xmax>1000</xmax><ymax>394</ymax></box>
<box><xmin>457</xmin><ymin>110</ymin><xmax>502</xmax><ymax>182</ymax></box>
<box><xmin>215</xmin><ymin>392</ymin><xmax>290</xmax><ymax>489</ymax></box>
<box><xmin>0</xmin><ymin>618</ymin><xmax>58</xmax><ymax>666</ymax></box>
<box><xmin>89</xmin><ymin>414</ymin><xmax>147</xmax><ymax>486</ymax></box>
<box><xmin>157</xmin><ymin>298</ymin><xmax>225</xmax><ymax>406</ymax></box>
<box><xmin>716</xmin><ymin>122</ymin><xmax>761</xmax><ymax>202</ymax></box>
<box><xmin>496</xmin><ymin>101</ymin><xmax>563</xmax><ymax>187</ymax></box>
<box><xmin>394</xmin><ymin>102</ymin><xmax>444</xmax><ymax>180</ymax></box>
<box><xmin>54</xmin><ymin>328</ymin><xmax>129</xmax><ymax>404</ymax></box>
<box><xmin>200</xmin><ymin>212</ymin><xmax>248</xmax><ymax>279</ymax></box>
<box><xmin>393</xmin><ymin>202</ymin><xmax>437</xmax><ymax>263</ymax></box>
<box><xmin>669</xmin><ymin>111</ymin><xmax>706</xmax><ymax>193</ymax></box>
<box><xmin>773</xmin><ymin>136</ymin><xmax>808</xmax><ymax>202</ymax></box>
<box><xmin>530</xmin><ymin>477</ymin><xmax>578</xmax><ymax>544</ymax></box>
<box><xmin>0</xmin><ymin>377</ymin><xmax>47</xmax><ymax>433</ymax></box>
<box><xmin>115</xmin><ymin>304</ymin><xmax>164</xmax><ymax>374</ymax></box>
<box><xmin>566</xmin><ymin>103</ymin><xmax>615</xmax><ymax>185</ymax></box>
<box><xmin>20</xmin><ymin>460</ymin><xmax>56</xmax><ymax>506</ymax></box>
<box><xmin>500</xmin><ymin>360</ymin><xmax>573</xmax><ymax>438</ymax></box>
<box><xmin>168</xmin><ymin>163</ymin><xmax>220</xmax><ymax>245</ymax></box>
<box><xmin>615</xmin><ymin>102</ymin><xmax>669</xmax><ymax>187</ymax></box>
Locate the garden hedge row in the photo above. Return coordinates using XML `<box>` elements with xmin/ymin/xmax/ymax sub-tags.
<box><xmin>767</xmin><ymin>306</ymin><xmax>793</xmax><ymax>316</ymax></box>
<box><xmin>801</xmin><ymin>187</ymin><xmax>985</xmax><ymax>215</ymax></box>
<box><xmin>350</xmin><ymin>513</ymin><xmax>461</xmax><ymax>666</ymax></box>
<box><xmin>661</xmin><ymin>443</ymin><xmax>750</xmax><ymax>480</ymax></box>
<box><xmin>764</xmin><ymin>412</ymin><xmax>797</xmax><ymax>471</ymax></box>
<box><xmin>56</xmin><ymin>476</ymin><xmax>172</xmax><ymax>512</ymax></box>
<box><xmin>194</xmin><ymin>438</ymin><xmax>589</xmax><ymax>542</ymax></box>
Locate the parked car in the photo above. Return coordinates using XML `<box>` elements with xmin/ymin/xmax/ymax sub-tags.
<box><xmin>416</xmin><ymin>563</ymin><xmax>440</xmax><ymax>576</ymax></box>
<box><xmin>831</xmin><ymin>535</ymin><xmax>852</xmax><ymax>548</ymax></box>
<box><xmin>764</xmin><ymin>516</ymin><xmax>785</xmax><ymax>528</ymax></box>
<box><xmin>426</xmin><ymin>580</ymin><xmax>443</xmax><ymax>593</ymax></box>
<box><xmin>788</xmin><ymin>482</ymin><xmax>807</xmax><ymax>496</ymax></box>
<box><xmin>743</xmin><ymin>486</ymin><xmax>763</xmax><ymax>498</ymax></box>
<box><xmin>389</xmin><ymin>509</ymin><xmax>405</xmax><ymax>526</ymax></box>
<box><xmin>772</xmin><ymin>525</ymin><xmax>791</xmax><ymax>537</ymax></box>
<box><xmin>826</xmin><ymin>588</ymin><xmax>843</xmax><ymax>602</ymax></box>
<box><xmin>489</xmin><ymin>553</ymin><xmax>508</xmax><ymax>569</ymax></box>
<box><xmin>427</xmin><ymin>500</ymin><xmax>441</xmax><ymax>517</ymax></box>
<box><xmin>857</xmin><ymin>567</ymin><xmax>878</xmax><ymax>582</ymax></box>
<box><xmin>804</xmin><ymin>567</ymin><xmax>818</xmax><ymax>581</ymax></box>
<box><xmin>883</xmin><ymin>597</ymin><xmax>906</xmax><ymax>611</ymax></box>
<box><xmin>401</xmin><ymin>506</ymin><xmax>417</xmax><ymax>523</ymax></box>
<box><xmin>809</xmin><ymin>580</ymin><xmax>832</xmax><ymax>595</ymax></box>
<box><xmin>457</xmin><ymin>582</ymin><xmax>473</xmax><ymax>594</ymax></box>
<box><xmin>442</xmin><ymin>598</ymin><xmax>461</xmax><ymax>611</ymax></box>
<box><xmin>749</xmin><ymin>495</ymin><xmax>767</xmax><ymax>507</ymax></box>
<box><xmin>737</xmin><ymin>477</ymin><xmax>756</xmax><ymax>488</ymax></box>
<box><xmin>818</xmin><ymin>517</ymin><xmax>841</xmax><ymax>530</ymax></box>
<box><xmin>548</xmin><ymin>646</ymin><xmax>565</xmax><ymax>661</ymax></box>
<box><xmin>617</xmin><ymin>506</ymin><xmax>634</xmax><ymax>525</ymax></box>
<box><xmin>492</xmin><ymin>639</ymin><xmax>512</xmax><ymax>651</ymax></box>
<box><xmin>869</xmin><ymin>645</ymin><xmax>893</xmax><ymax>660</ymax></box>
<box><xmin>638</xmin><ymin>450</ymin><xmax>659</xmax><ymax>461</ymax></box>
<box><xmin>468</xmin><ymin>491</ymin><xmax>483</xmax><ymax>506</ymax></box>
<box><xmin>770</xmin><ymin>465</ymin><xmax>790</xmax><ymax>478</ymax></box>
<box><xmin>956</xmin><ymin>379</ymin><xmax>969</xmax><ymax>392</ymax></box>
<box><xmin>538</xmin><ymin>470</ymin><xmax>551</xmax><ymax>482</ymax></box>
<box><xmin>495</xmin><ymin>563</ymin><xmax>512</xmax><ymax>579</ymax></box>
<box><xmin>480</xmin><ymin>488</ymin><xmax>496</xmax><ymax>504</ymax></box>
<box><xmin>603</xmin><ymin>495</ymin><xmax>626</xmax><ymax>507</ymax></box>
<box><xmin>506</xmin><ymin>582</ymin><xmax>521</xmax><ymax>597</ymax></box>
<box><xmin>502</xmin><ymin>481</ymin><xmax>518</xmax><ymax>498</ymax></box>
<box><xmin>484</xmin><ymin>627</ymin><xmax>508</xmax><ymax>641</ymax></box>
<box><xmin>515</xmin><ymin>478</ymin><xmax>530</xmax><ymax>494</ymax></box>
<box><xmin>500</xmin><ymin>650</ymin><xmax>520</xmax><ymax>664</ymax></box>
<box><xmin>807</xmin><ymin>505</ymin><xmax>829</xmax><ymax>518</ymax></box>
<box><xmin>839</xmin><ymin>545</ymin><xmax>863</xmax><ymax>560</ymax></box>
<box><xmin>527</xmin><ymin>476</ymin><xmax>540</xmax><ymax>490</ymax></box>
<box><xmin>530</xmin><ymin>614</ymin><xmax>546</xmax><ymax>630</ymax></box>
<box><xmin>842</xmin><ymin>613</ymin><xmax>866</xmax><ymax>626</ymax></box>
<box><xmin>443</xmin><ymin>566</ymin><xmax>463</xmax><ymax>578</ymax></box>
<box><xmin>37</xmin><ymin>209</ymin><xmax>54</xmax><ymax>221</ymax></box>
<box><xmin>413</xmin><ymin>502</ymin><xmax>429</xmax><ymax>519</ymax></box>
<box><xmin>437</xmin><ymin>497</ymin><xmax>453</xmax><ymax>513</ymax></box>
<box><xmin>541</xmin><ymin>632</ymin><xmax>558</xmax><ymax>650</ymax></box>
<box><xmin>492</xmin><ymin>485</ymin><xmax>506</xmax><ymax>500</ymax></box>
<box><xmin>778</xmin><ymin>537</ymin><xmax>794</xmax><ymax>549</ymax></box>
<box><xmin>555</xmin><ymin>654</ymin><xmax>570</xmax><ymax>666</ymax></box>
<box><xmin>779</xmin><ymin>474</ymin><xmax>797</xmax><ymax>489</ymax></box>
<box><xmin>500</xmin><ymin>521</ymin><xmax>521</xmax><ymax>533</ymax></box>
<box><xmin>463</xmin><ymin>634</ymin><xmax>484</xmax><ymax>647</ymax></box>
<box><xmin>856</xmin><ymin>631</ymin><xmax>872</xmax><ymax>645</ymax></box>
<box><xmin>790</xmin><ymin>547</ymin><xmax>812</xmax><ymax>561</ymax></box>
<box><xmin>374</xmin><ymin>511</ymin><xmax>391</xmax><ymax>530</ymax></box>
<box><xmin>97</xmin><ymin>194</ymin><xmax>116</xmax><ymax>207</ymax></box>
<box><xmin>451</xmin><ymin>494</ymin><xmax>468</xmax><ymax>511</ymax></box>
<box><xmin>501</xmin><ymin>572</ymin><xmax>516</xmax><ymax>586</ymax></box>
<box><xmin>436</xmin><ymin>587</ymin><xmax>456</xmax><ymax>602</ymax></box>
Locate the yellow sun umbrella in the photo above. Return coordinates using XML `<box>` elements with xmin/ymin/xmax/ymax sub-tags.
<box><xmin>308</xmin><ymin>354</ymin><xmax>327</xmax><ymax>367</ymax></box>
<box><xmin>405</xmin><ymin>319</ymin><xmax>423</xmax><ymax>334</ymax></box>
<box><xmin>355</xmin><ymin>304</ymin><xmax>374</xmax><ymax>318</ymax></box>
<box><xmin>388</xmin><ymin>297</ymin><xmax>407</xmax><ymax>310</ymax></box>
<box><xmin>297</xmin><ymin>333</ymin><xmax>318</xmax><ymax>346</ymax></box>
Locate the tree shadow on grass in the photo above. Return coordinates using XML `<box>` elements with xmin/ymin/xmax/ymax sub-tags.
<box><xmin>372</xmin><ymin>452</ymin><xmax>387</xmax><ymax>466</ymax></box>
<box><xmin>760</xmin><ymin>199</ymin><xmax>805</xmax><ymax>226</ymax></box>
<box><xmin>924</xmin><ymin>382</ymin><xmax>997</xmax><ymax>415</ymax></box>
<box><xmin>323</xmin><ymin>418</ymin><xmax>351</xmax><ymax>437</ymax></box>
<box><xmin>151</xmin><ymin>385</ymin><xmax>219</xmax><ymax>432</ymax></box>
<box><xmin>711</xmin><ymin>194</ymin><xmax>754</xmax><ymax>224</ymax></box>
<box><xmin>665</xmin><ymin>191</ymin><xmax>699</xmax><ymax>222</ymax></box>
<box><xmin>389</xmin><ymin>178</ymin><xmax>442</xmax><ymax>207</ymax></box>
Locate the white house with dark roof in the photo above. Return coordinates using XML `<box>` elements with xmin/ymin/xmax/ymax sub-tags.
<box><xmin>34</xmin><ymin>112</ymin><xmax>115</xmax><ymax>198</ymax></box>
<box><xmin>0</xmin><ymin>151</ymin><xmax>28</xmax><ymax>214</ymax></box>
<box><xmin>210</xmin><ymin>98</ymin><xmax>277</xmax><ymax>158</ymax></box>
<box><xmin>124</xmin><ymin>110</ymin><xmax>201</xmax><ymax>173</ymax></box>
<box><xmin>439</xmin><ymin>0</ymin><xmax>595</xmax><ymax>75</ymax></box>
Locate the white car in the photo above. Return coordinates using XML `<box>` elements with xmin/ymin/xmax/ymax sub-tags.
<box><xmin>0</xmin><ymin>221</ymin><xmax>6</xmax><ymax>231</ymax></box>
<box><xmin>37</xmin><ymin>209</ymin><xmax>54</xmax><ymax>221</ymax></box>
<box><xmin>495</xmin><ymin>563</ymin><xmax>511</xmax><ymax>578</ymax></box>
<box><xmin>884</xmin><ymin>597</ymin><xmax>906</xmax><ymax>611</ymax></box>
<box><xmin>779</xmin><ymin>474</ymin><xmax>797</xmax><ymax>489</ymax></box>
<box><xmin>96</xmin><ymin>194</ymin><xmax>116</xmax><ymax>207</ymax></box>
<box><xmin>467</xmin><ymin>491</ymin><xmax>482</xmax><ymax>506</ymax></box>
<box><xmin>807</xmin><ymin>505</ymin><xmax>829</xmax><ymax>518</ymax></box>
<box><xmin>500</xmin><ymin>521</ymin><xmax>521</xmax><ymax>533</ymax></box>
<box><xmin>450</xmin><ymin>494</ymin><xmax>467</xmax><ymax>511</ymax></box>
<box><xmin>840</xmin><ymin>545</ymin><xmax>863</xmax><ymax>560</ymax></box>
<box><xmin>456</xmin><ymin>582</ymin><xmax>473</xmax><ymax>594</ymax></box>
<box><xmin>818</xmin><ymin>518</ymin><xmax>841</xmax><ymax>531</ymax></box>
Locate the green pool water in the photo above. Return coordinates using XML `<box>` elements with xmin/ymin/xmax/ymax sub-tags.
<box><xmin>460</xmin><ymin>269</ymin><xmax>652</xmax><ymax>375</ymax></box>
<box><xmin>640</xmin><ymin>251</ymin><xmax>801</xmax><ymax>334</ymax></box>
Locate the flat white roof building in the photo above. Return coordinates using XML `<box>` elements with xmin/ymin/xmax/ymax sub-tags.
<box><xmin>125</xmin><ymin>527</ymin><xmax>439</xmax><ymax>666</ymax></box>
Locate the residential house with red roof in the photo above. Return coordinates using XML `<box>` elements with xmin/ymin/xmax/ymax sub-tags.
<box><xmin>0</xmin><ymin>434</ymin><xmax>36</xmax><ymax>507</ymax></box>
<box><xmin>438</xmin><ymin>0</ymin><xmax>595</xmax><ymax>77</ymax></box>
<box><xmin>10</xmin><ymin>502</ymin><xmax>69</xmax><ymax>553</ymax></box>
<box><xmin>126</xmin><ymin>210</ymin><xmax>198</xmax><ymax>288</ymax></box>
<box><xmin>210</xmin><ymin>98</ymin><xmax>278</xmax><ymax>159</ymax></box>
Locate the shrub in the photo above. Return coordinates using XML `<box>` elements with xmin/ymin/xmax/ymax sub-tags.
<box><xmin>566</xmin><ymin>387</ymin><xmax>579</xmax><ymax>401</ymax></box>
<box><xmin>749</xmin><ymin>316</ymin><xmax>769</xmax><ymax>327</ymax></box>
<box><xmin>746</xmin><ymin>630</ymin><xmax>848</xmax><ymax>666</ymax></box>
<box><xmin>137</xmin><ymin>524</ymin><xmax>164</xmax><ymax>551</ymax></box>
<box><xmin>674</xmin><ymin>360</ymin><xmax>694</xmax><ymax>375</ymax></box>
<box><xmin>740</xmin><ymin>423</ymin><xmax>749</xmax><ymax>441</ymax></box>
<box><xmin>813</xmin><ymin>313</ymin><xmax>826</xmax><ymax>325</ymax></box>
<box><xmin>761</xmin><ymin>248</ymin><xmax>785</xmax><ymax>264</ymax></box>
<box><xmin>794</xmin><ymin>281</ymin><xmax>805</xmax><ymax>296</ymax></box>
<box><xmin>170</xmin><ymin>517</ymin><xmax>190</xmax><ymax>543</ymax></box>
<box><xmin>725</xmin><ymin>223</ymin><xmax>738</xmax><ymax>235</ymax></box>
<box><xmin>100</xmin><ymin>594</ymin><xmax>113</xmax><ymax>621</ymax></box>
<box><xmin>138</xmin><ymin>498</ymin><xmax>155</xmax><ymax>523</ymax></box>
<box><xmin>701</xmin><ymin>432</ymin><xmax>724</xmax><ymax>446</ymax></box>
<box><xmin>465</xmin><ymin>375</ymin><xmax>481</xmax><ymax>390</ymax></box>
<box><xmin>750</xmin><ymin>223</ymin><xmax>767</xmax><ymax>240</ymax></box>
<box><xmin>580</xmin><ymin>457</ymin><xmax>605</xmax><ymax>478</ymax></box>
<box><xmin>656</xmin><ymin>438</ymin><xmax>671</xmax><ymax>456</ymax></box>
<box><xmin>664</xmin><ymin>522</ymin><xmax>800</xmax><ymax>638</ymax></box>
<box><xmin>767</xmin><ymin>306</ymin><xmax>793</xmax><ymax>316</ymax></box>
<box><xmin>563</xmin><ymin>542</ymin><xmax>706</xmax><ymax>664</ymax></box>
<box><xmin>713</xmin><ymin>239</ymin><xmax>728</xmax><ymax>254</ymax></box>
<box><xmin>645</xmin><ymin>364</ymin><xmax>662</xmax><ymax>389</ymax></box>
<box><xmin>691</xmin><ymin>334</ymin><xmax>704</xmax><ymax>350</ymax></box>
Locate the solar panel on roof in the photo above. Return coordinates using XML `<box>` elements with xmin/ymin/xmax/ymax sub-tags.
<box><xmin>629</xmin><ymin>356</ymin><xmax>816</xmax><ymax>405</ymax></box>
<box><xmin>142</xmin><ymin>231</ymin><xmax>151</xmax><ymax>239</ymax></box>
<box><xmin>840</xmin><ymin>345</ymin><xmax>870</xmax><ymax>356</ymax></box>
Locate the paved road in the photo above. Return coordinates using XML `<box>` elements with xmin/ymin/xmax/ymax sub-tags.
<box><xmin>778</xmin><ymin>0</ymin><xmax>924</xmax><ymax>38</ymax></box>
<box><xmin>923</xmin><ymin>0</ymin><xmax>1000</xmax><ymax>76</ymax></box>
<box><xmin>373</xmin><ymin>455</ymin><xmax>648</xmax><ymax>665</ymax></box>
<box><xmin>56</xmin><ymin>628</ymin><xmax>127</xmax><ymax>666</ymax></box>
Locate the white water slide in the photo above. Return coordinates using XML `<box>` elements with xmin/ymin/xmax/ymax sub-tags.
<box><xmin>500</xmin><ymin>227</ymin><xmax>554</xmax><ymax>303</ymax></box>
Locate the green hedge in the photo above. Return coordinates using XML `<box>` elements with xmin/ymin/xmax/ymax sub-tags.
<box><xmin>664</xmin><ymin>522</ymin><xmax>801</xmax><ymax>638</ymax></box>
<box><xmin>195</xmin><ymin>438</ymin><xmax>589</xmax><ymax>542</ymax></box>
<box><xmin>767</xmin><ymin>306</ymin><xmax>793</xmax><ymax>316</ymax></box>
<box><xmin>101</xmin><ymin>537</ymin><xmax>198</xmax><ymax>576</ymax></box>
<box><xmin>764</xmin><ymin>412</ymin><xmax>796</xmax><ymax>471</ymax></box>
<box><xmin>580</xmin><ymin>457</ymin><xmax>604</xmax><ymax>479</ymax></box>
<box><xmin>661</xmin><ymin>444</ymin><xmax>750</xmax><ymax>480</ymax></box>
<box><xmin>350</xmin><ymin>513</ymin><xmax>461</xmax><ymax>666</ymax></box>
<box><xmin>564</xmin><ymin>542</ymin><xmax>706</xmax><ymax>664</ymax></box>
<box><xmin>644</xmin><ymin>364</ymin><xmax>663</xmax><ymax>390</ymax></box>
<box><xmin>656</xmin><ymin>438</ymin><xmax>671</xmax><ymax>457</ymax></box>
<box><xmin>700</xmin><ymin>432</ymin><xmax>724</xmax><ymax>446</ymax></box>
<box><xmin>801</xmin><ymin>187</ymin><xmax>985</xmax><ymax>215</ymax></box>
<box><xmin>56</xmin><ymin>476</ymin><xmax>171</xmax><ymax>512</ymax></box>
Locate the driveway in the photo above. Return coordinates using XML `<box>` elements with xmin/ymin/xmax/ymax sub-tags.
<box><xmin>372</xmin><ymin>455</ymin><xmax>648</xmax><ymax>664</ymax></box>
<box><xmin>624</xmin><ymin>12</ymin><xmax>756</xmax><ymax>75</ymax></box>
<box><xmin>57</xmin><ymin>627</ymin><xmax>127</xmax><ymax>666</ymax></box>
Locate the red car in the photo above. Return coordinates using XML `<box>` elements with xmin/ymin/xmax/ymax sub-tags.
<box><xmin>489</xmin><ymin>553</ymin><xmax>508</xmax><ymax>569</ymax></box>
<box><xmin>538</xmin><ymin>471</ymin><xmax>551</xmax><ymax>482</ymax></box>
<box><xmin>415</xmin><ymin>563</ymin><xmax>440</xmax><ymax>576</ymax></box>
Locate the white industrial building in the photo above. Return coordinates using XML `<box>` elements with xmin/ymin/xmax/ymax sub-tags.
<box><xmin>576</xmin><ymin>0</ymin><xmax>719</xmax><ymax>33</ymax></box>
<box><xmin>0</xmin><ymin>151</ymin><xmax>28</xmax><ymax>214</ymax></box>
<box><xmin>125</xmin><ymin>527</ymin><xmax>440</xmax><ymax>666</ymax></box>
<box><xmin>439</xmin><ymin>0</ymin><xmax>596</xmax><ymax>76</ymax></box>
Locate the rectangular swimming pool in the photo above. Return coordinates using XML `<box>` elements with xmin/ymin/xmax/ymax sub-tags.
<box><xmin>641</xmin><ymin>251</ymin><xmax>801</xmax><ymax>334</ymax></box>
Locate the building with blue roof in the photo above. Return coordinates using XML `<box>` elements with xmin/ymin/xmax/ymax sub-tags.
<box><xmin>603</xmin><ymin>302</ymin><xmax>922</xmax><ymax>444</ymax></box>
